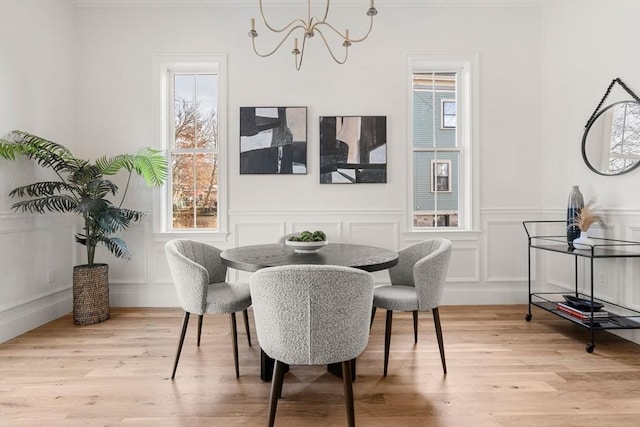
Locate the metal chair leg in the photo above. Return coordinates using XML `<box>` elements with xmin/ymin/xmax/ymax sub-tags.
<box><xmin>413</xmin><ymin>310</ymin><xmax>418</xmax><ymax>344</ymax></box>
<box><xmin>432</xmin><ymin>307</ymin><xmax>447</xmax><ymax>374</ymax></box>
<box><xmin>342</xmin><ymin>359</ymin><xmax>356</xmax><ymax>427</ymax></box>
<box><xmin>197</xmin><ymin>314</ymin><xmax>203</xmax><ymax>347</ymax></box>
<box><xmin>230</xmin><ymin>312</ymin><xmax>239</xmax><ymax>378</ymax></box>
<box><xmin>268</xmin><ymin>360</ymin><xmax>286</xmax><ymax>427</ymax></box>
<box><xmin>370</xmin><ymin>306</ymin><xmax>377</xmax><ymax>329</ymax></box>
<box><xmin>171</xmin><ymin>311</ymin><xmax>190</xmax><ymax>379</ymax></box>
<box><xmin>242</xmin><ymin>309</ymin><xmax>252</xmax><ymax>347</ymax></box>
<box><xmin>384</xmin><ymin>310</ymin><xmax>393</xmax><ymax>377</ymax></box>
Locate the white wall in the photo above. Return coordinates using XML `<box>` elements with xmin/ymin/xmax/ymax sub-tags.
<box><xmin>0</xmin><ymin>0</ymin><xmax>78</xmax><ymax>342</ymax></box>
<box><xmin>1</xmin><ymin>0</ymin><xmax>638</xmax><ymax>345</ymax></box>
<box><xmin>539</xmin><ymin>0</ymin><xmax>640</xmax><ymax>343</ymax></box>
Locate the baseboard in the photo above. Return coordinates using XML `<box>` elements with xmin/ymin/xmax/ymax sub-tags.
<box><xmin>0</xmin><ymin>289</ymin><xmax>72</xmax><ymax>343</ymax></box>
<box><xmin>109</xmin><ymin>283</ymin><xmax>179</xmax><ymax>307</ymax></box>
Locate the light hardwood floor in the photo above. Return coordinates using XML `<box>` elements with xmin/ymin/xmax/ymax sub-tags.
<box><xmin>1</xmin><ymin>305</ymin><xmax>639</xmax><ymax>426</ymax></box>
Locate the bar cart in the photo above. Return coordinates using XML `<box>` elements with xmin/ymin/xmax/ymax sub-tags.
<box><xmin>523</xmin><ymin>220</ymin><xmax>640</xmax><ymax>352</ymax></box>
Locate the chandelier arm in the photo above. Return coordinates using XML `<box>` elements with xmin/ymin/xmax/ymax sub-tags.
<box><xmin>342</xmin><ymin>15</ymin><xmax>375</xmax><ymax>43</ymax></box>
<box><xmin>294</xmin><ymin>35</ymin><xmax>308</xmax><ymax>71</ymax></box>
<box><xmin>259</xmin><ymin>0</ymin><xmax>307</xmax><ymax>33</ymax></box>
<box><xmin>315</xmin><ymin>28</ymin><xmax>348</xmax><ymax>65</ymax></box>
<box><xmin>252</xmin><ymin>25</ymin><xmax>306</xmax><ymax>58</ymax></box>
<box><xmin>314</xmin><ymin>14</ymin><xmax>375</xmax><ymax>44</ymax></box>
<box><xmin>319</xmin><ymin>0</ymin><xmax>331</xmax><ymax>23</ymax></box>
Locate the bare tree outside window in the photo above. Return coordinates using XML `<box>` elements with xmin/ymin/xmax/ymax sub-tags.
<box><xmin>609</xmin><ymin>102</ymin><xmax>640</xmax><ymax>174</ymax></box>
<box><xmin>170</xmin><ymin>74</ymin><xmax>218</xmax><ymax>229</ymax></box>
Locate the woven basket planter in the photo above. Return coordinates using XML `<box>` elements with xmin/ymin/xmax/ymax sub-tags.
<box><xmin>73</xmin><ymin>264</ymin><xmax>110</xmax><ymax>326</ymax></box>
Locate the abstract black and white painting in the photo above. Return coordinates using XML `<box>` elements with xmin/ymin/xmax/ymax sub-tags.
<box><xmin>240</xmin><ymin>106</ymin><xmax>307</xmax><ymax>174</ymax></box>
<box><xmin>319</xmin><ymin>116</ymin><xmax>387</xmax><ymax>183</ymax></box>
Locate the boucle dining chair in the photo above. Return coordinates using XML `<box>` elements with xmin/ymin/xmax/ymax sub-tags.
<box><xmin>165</xmin><ymin>239</ymin><xmax>252</xmax><ymax>379</ymax></box>
<box><xmin>250</xmin><ymin>265</ymin><xmax>375</xmax><ymax>427</ymax></box>
<box><xmin>371</xmin><ymin>238</ymin><xmax>452</xmax><ymax>376</ymax></box>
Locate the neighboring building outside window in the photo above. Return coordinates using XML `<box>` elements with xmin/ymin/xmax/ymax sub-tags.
<box><xmin>410</xmin><ymin>59</ymin><xmax>473</xmax><ymax>230</ymax></box>
<box><xmin>156</xmin><ymin>55</ymin><xmax>226</xmax><ymax>232</ymax></box>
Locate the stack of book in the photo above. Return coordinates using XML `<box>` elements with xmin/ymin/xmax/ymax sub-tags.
<box><xmin>557</xmin><ymin>302</ymin><xmax>609</xmax><ymax>322</ymax></box>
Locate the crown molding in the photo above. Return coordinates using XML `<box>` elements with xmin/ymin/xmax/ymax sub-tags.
<box><xmin>68</xmin><ymin>0</ymin><xmax>550</xmax><ymax>8</ymax></box>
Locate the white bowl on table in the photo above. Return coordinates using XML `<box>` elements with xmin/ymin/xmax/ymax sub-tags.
<box><xmin>284</xmin><ymin>240</ymin><xmax>328</xmax><ymax>254</ymax></box>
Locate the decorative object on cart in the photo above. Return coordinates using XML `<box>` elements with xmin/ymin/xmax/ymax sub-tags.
<box><xmin>566</xmin><ymin>185</ymin><xmax>584</xmax><ymax>249</ymax></box>
<box><xmin>568</xmin><ymin>197</ymin><xmax>605</xmax><ymax>249</ymax></box>
<box><xmin>562</xmin><ymin>295</ymin><xmax>604</xmax><ymax>312</ymax></box>
<box><xmin>319</xmin><ymin>115</ymin><xmax>387</xmax><ymax>184</ymax></box>
<box><xmin>240</xmin><ymin>106</ymin><xmax>307</xmax><ymax>174</ymax></box>
<box><xmin>0</xmin><ymin>131</ymin><xmax>168</xmax><ymax>325</ymax></box>
<box><xmin>582</xmin><ymin>78</ymin><xmax>640</xmax><ymax>176</ymax></box>
<box><xmin>248</xmin><ymin>0</ymin><xmax>378</xmax><ymax>71</ymax></box>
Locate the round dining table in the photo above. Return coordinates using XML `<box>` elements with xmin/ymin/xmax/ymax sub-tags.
<box><xmin>220</xmin><ymin>242</ymin><xmax>399</xmax><ymax>381</ymax></box>
<box><xmin>220</xmin><ymin>242</ymin><xmax>399</xmax><ymax>273</ymax></box>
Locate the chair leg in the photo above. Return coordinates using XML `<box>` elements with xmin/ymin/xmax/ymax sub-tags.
<box><xmin>342</xmin><ymin>359</ymin><xmax>356</xmax><ymax>427</ymax></box>
<box><xmin>268</xmin><ymin>360</ymin><xmax>286</xmax><ymax>427</ymax></box>
<box><xmin>242</xmin><ymin>309</ymin><xmax>252</xmax><ymax>347</ymax></box>
<box><xmin>197</xmin><ymin>314</ymin><xmax>203</xmax><ymax>347</ymax></box>
<box><xmin>384</xmin><ymin>310</ymin><xmax>393</xmax><ymax>377</ymax></box>
<box><xmin>413</xmin><ymin>310</ymin><xmax>418</xmax><ymax>344</ymax></box>
<box><xmin>171</xmin><ymin>311</ymin><xmax>190</xmax><ymax>379</ymax></box>
<box><xmin>370</xmin><ymin>306</ymin><xmax>377</xmax><ymax>329</ymax></box>
<box><xmin>230</xmin><ymin>312</ymin><xmax>240</xmax><ymax>378</ymax></box>
<box><xmin>432</xmin><ymin>307</ymin><xmax>447</xmax><ymax>374</ymax></box>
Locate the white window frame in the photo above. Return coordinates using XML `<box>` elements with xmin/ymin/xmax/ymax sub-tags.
<box><xmin>152</xmin><ymin>53</ymin><xmax>228</xmax><ymax>235</ymax></box>
<box><xmin>406</xmin><ymin>54</ymin><xmax>479</xmax><ymax>232</ymax></box>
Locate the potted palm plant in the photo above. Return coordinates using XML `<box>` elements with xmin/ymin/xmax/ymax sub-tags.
<box><xmin>0</xmin><ymin>130</ymin><xmax>167</xmax><ymax>325</ymax></box>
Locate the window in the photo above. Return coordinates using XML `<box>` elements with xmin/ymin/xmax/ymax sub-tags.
<box><xmin>155</xmin><ymin>55</ymin><xmax>226</xmax><ymax>232</ymax></box>
<box><xmin>431</xmin><ymin>160</ymin><xmax>452</xmax><ymax>192</ymax></box>
<box><xmin>409</xmin><ymin>57</ymin><xmax>474</xmax><ymax>230</ymax></box>
<box><xmin>441</xmin><ymin>99</ymin><xmax>456</xmax><ymax>129</ymax></box>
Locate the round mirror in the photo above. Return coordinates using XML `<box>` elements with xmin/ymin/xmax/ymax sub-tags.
<box><xmin>582</xmin><ymin>101</ymin><xmax>640</xmax><ymax>176</ymax></box>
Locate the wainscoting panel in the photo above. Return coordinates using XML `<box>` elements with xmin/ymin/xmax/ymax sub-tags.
<box><xmin>346</xmin><ymin>221</ymin><xmax>399</xmax><ymax>249</ymax></box>
<box><xmin>6</xmin><ymin>208</ymin><xmax>639</xmax><ymax>346</ymax></box>
<box><xmin>105</xmin><ymin>221</ymin><xmax>149</xmax><ymax>285</ymax></box>
<box><xmin>234</xmin><ymin>221</ymin><xmax>286</xmax><ymax>247</ymax></box>
<box><xmin>447</xmin><ymin>245</ymin><xmax>480</xmax><ymax>283</ymax></box>
<box><xmin>0</xmin><ymin>214</ymin><xmax>75</xmax><ymax>342</ymax></box>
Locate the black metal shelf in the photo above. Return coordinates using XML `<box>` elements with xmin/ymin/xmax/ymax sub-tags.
<box><xmin>531</xmin><ymin>294</ymin><xmax>640</xmax><ymax>330</ymax></box>
<box><xmin>523</xmin><ymin>220</ymin><xmax>640</xmax><ymax>352</ymax></box>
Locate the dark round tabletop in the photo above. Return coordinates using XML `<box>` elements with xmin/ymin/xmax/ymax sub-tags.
<box><xmin>220</xmin><ymin>243</ymin><xmax>399</xmax><ymax>273</ymax></box>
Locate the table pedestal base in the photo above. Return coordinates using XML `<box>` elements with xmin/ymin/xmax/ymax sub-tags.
<box><xmin>260</xmin><ymin>349</ymin><xmax>355</xmax><ymax>382</ymax></box>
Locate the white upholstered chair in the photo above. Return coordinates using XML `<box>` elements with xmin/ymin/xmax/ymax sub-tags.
<box><xmin>165</xmin><ymin>239</ymin><xmax>252</xmax><ymax>379</ymax></box>
<box><xmin>371</xmin><ymin>239</ymin><xmax>452</xmax><ymax>376</ymax></box>
<box><xmin>250</xmin><ymin>265</ymin><xmax>375</xmax><ymax>427</ymax></box>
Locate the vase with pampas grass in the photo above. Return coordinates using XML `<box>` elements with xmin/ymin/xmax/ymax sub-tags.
<box><xmin>568</xmin><ymin>197</ymin><xmax>605</xmax><ymax>249</ymax></box>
